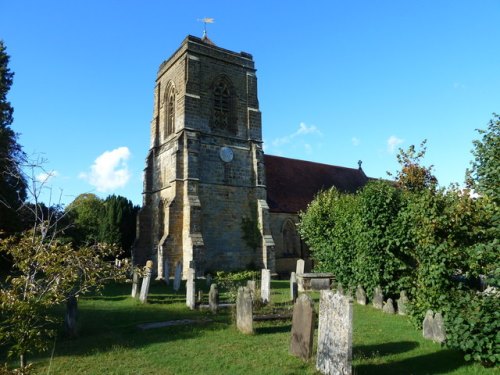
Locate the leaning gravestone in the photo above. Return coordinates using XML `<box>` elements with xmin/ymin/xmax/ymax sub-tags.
<box><xmin>236</xmin><ymin>286</ymin><xmax>253</xmax><ymax>334</ymax></box>
<box><xmin>261</xmin><ymin>269</ymin><xmax>271</xmax><ymax>304</ymax></box>
<box><xmin>355</xmin><ymin>286</ymin><xmax>367</xmax><ymax>305</ymax></box>
<box><xmin>397</xmin><ymin>290</ymin><xmax>409</xmax><ymax>315</ymax></box>
<box><xmin>290</xmin><ymin>272</ymin><xmax>298</xmax><ymax>302</ymax></box>
<box><xmin>131</xmin><ymin>270</ymin><xmax>140</xmax><ymax>298</ymax></box>
<box><xmin>433</xmin><ymin>312</ymin><xmax>446</xmax><ymax>343</ymax></box>
<box><xmin>290</xmin><ymin>294</ymin><xmax>316</xmax><ymax>360</ymax></box>
<box><xmin>173</xmin><ymin>261</ymin><xmax>182</xmax><ymax>292</ymax></box>
<box><xmin>316</xmin><ymin>290</ymin><xmax>353</xmax><ymax>375</ymax></box>
<box><xmin>209</xmin><ymin>283</ymin><xmax>219</xmax><ymax>314</ymax></box>
<box><xmin>372</xmin><ymin>286</ymin><xmax>384</xmax><ymax>309</ymax></box>
<box><xmin>383</xmin><ymin>298</ymin><xmax>395</xmax><ymax>314</ymax></box>
<box><xmin>296</xmin><ymin>259</ymin><xmax>305</xmax><ymax>292</ymax></box>
<box><xmin>139</xmin><ymin>260</ymin><xmax>154</xmax><ymax>304</ymax></box>
<box><xmin>423</xmin><ymin>309</ymin><xmax>435</xmax><ymax>340</ymax></box>
<box><xmin>186</xmin><ymin>268</ymin><xmax>196</xmax><ymax>310</ymax></box>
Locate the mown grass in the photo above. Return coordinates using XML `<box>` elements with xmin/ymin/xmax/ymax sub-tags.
<box><xmin>4</xmin><ymin>280</ymin><xmax>497</xmax><ymax>374</ymax></box>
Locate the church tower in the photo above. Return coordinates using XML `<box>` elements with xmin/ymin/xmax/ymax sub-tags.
<box><xmin>134</xmin><ymin>35</ymin><xmax>275</xmax><ymax>277</ymax></box>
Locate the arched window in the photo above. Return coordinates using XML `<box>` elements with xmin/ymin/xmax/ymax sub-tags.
<box><xmin>211</xmin><ymin>76</ymin><xmax>237</xmax><ymax>134</ymax></box>
<box><xmin>164</xmin><ymin>85</ymin><xmax>175</xmax><ymax>138</ymax></box>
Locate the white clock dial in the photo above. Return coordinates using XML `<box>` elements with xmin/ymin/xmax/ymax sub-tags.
<box><xmin>219</xmin><ymin>146</ymin><xmax>234</xmax><ymax>162</ymax></box>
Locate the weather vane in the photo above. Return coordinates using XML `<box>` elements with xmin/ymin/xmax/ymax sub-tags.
<box><xmin>198</xmin><ymin>17</ymin><xmax>215</xmax><ymax>38</ymax></box>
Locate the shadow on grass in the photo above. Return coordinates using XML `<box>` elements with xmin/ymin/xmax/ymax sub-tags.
<box><xmin>355</xmin><ymin>349</ymin><xmax>469</xmax><ymax>375</ymax></box>
<box><xmin>354</xmin><ymin>341</ymin><xmax>419</xmax><ymax>357</ymax></box>
<box><xmin>255</xmin><ymin>324</ymin><xmax>291</xmax><ymax>335</ymax></box>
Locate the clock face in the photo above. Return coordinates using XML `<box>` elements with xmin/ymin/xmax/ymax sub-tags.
<box><xmin>219</xmin><ymin>146</ymin><xmax>234</xmax><ymax>163</ymax></box>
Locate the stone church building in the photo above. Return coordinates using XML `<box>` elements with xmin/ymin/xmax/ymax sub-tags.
<box><xmin>133</xmin><ymin>35</ymin><xmax>368</xmax><ymax>277</ymax></box>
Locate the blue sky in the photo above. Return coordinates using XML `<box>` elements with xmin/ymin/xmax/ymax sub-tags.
<box><xmin>2</xmin><ymin>1</ymin><xmax>499</xmax><ymax>206</ymax></box>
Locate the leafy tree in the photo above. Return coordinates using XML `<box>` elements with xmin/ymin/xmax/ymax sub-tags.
<box><xmin>99</xmin><ymin>195</ymin><xmax>139</xmax><ymax>257</ymax></box>
<box><xmin>0</xmin><ymin>40</ymin><xmax>27</xmax><ymax>236</ymax></box>
<box><xmin>65</xmin><ymin>193</ymin><xmax>104</xmax><ymax>245</ymax></box>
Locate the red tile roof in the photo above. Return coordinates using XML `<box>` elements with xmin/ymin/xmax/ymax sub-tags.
<box><xmin>264</xmin><ymin>155</ymin><xmax>369</xmax><ymax>213</ymax></box>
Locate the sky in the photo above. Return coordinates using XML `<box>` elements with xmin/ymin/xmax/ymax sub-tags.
<box><xmin>1</xmin><ymin>0</ymin><xmax>499</xmax><ymax>207</ymax></box>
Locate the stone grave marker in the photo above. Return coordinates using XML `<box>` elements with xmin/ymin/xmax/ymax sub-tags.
<box><xmin>261</xmin><ymin>269</ymin><xmax>271</xmax><ymax>304</ymax></box>
<box><xmin>186</xmin><ymin>267</ymin><xmax>196</xmax><ymax>310</ymax></box>
<box><xmin>173</xmin><ymin>261</ymin><xmax>182</xmax><ymax>292</ymax></box>
<box><xmin>236</xmin><ymin>286</ymin><xmax>253</xmax><ymax>334</ymax></box>
<box><xmin>355</xmin><ymin>286</ymin><xmax>367</xmax><ymax>305</ymax></box>
<box><xmin>372</xmin><ymin>286</ymin><xmax>384</xmax><ymax>309</ymax></box>
<box><xmin>139</xmin><ymin>260</ymin><xmax>153</xmax><ymax>304</ymax></box>
<box><xmin>316</xmin><ymin>290</ymin><xmax>353</xmax><ymax>375</ymax></box>
<box><xmin>290</xmin><ymin>294</ymin><xmax>316</xmax><ymax>360</ymax></box>
<box><xmin>197</xmin><ymin>290</ymin><xmax>203</xmax><ymax>304</ymax></box>
<box><xmin>397</xmin><ymin>290</ymin><xmax>408</xmax><ymax>315</ymax></box>
<box><xmin>131</xmin><ymin>270</ymin><xmax>140</xmax><ymax>298</ymax></box>
<box><xmin>296</xmin><ymin>259</ymin><xmax>305</xmax><ymax>292</ymax></box>
<box><xmin>163</xmin><ymin>259</ymin><xmax>169</xmax><ymax>285</ymax></box>
<box><xmin>311</xmin><ymin>278</ymin><xmax>331</xmax><ymax>290</ymax></box>
<box><xmin>383</xmin><ymin>298</ymin><xmax>395</xmax><ymax>314</ymax></box>
<box><xmin>209</xmin><ymin>283</ymin><xmax>219</xmax><ymax>314</ymax></box>
<box><xmin>247</xmin><ymin>280</ymin><xmax>256</xmax><ymax>294</ymax></box>
<box><xmin>290</xmin><ymin>272</ymin><xmax>298</xmax><ymax>302</ymax></box>
<box><xmin>423</xmin><ymin>310</ymin><xmax>434</xmax><ymax>340</ymax></box>
<box><xmin>433</xmin><ymin>312</ymin><xmax>446</xmax><ymax>343</ymax></box>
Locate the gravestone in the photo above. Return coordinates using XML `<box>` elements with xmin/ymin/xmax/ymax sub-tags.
<box><xmin>64</xmin><ymin>295</ymin><xmax>78</xmax><ymax>337</ymax></box>
<box><xmin>316</xmin><ymin>290</ymin><xmax>353</xmax><ymax>375</ymax></box>
<box><xmin>173</xmin><ymin>261</ymin><xmax>182</xmax><ymax>292</ymax></box>
<box><xmin>355</xmin><ymin>286</ymin><xmax>367</xmax><ymax>305</ymax></box>
<box><xmin>433</xmin><ymin>312</ymin><xmax>446</xmax><ymax>343</ymax></box>
<box><xmin>372</xmin><ymin>286</ymin><xmax>383</xmax><ymax>309</ymax></box>
<box><xmin>139</xmin><ymin>260</ymin><xmax>154</xmax><ymax>304</ymax></box>
<box><xmin>261</xmin><ymin>269</ymin><xmax>271</xmax><ymax>304</ymax></box>
<box><xmin>236</xmin><ymin>286</ymin><xmax>253</xmax><ymax>334</ymax></box>
<box><xmin>290</xmin><ymin>294</ymin><xmax>316</xmax><ymax>360</ymax></box>
<box><xmin>290</xmin><ymin>272</ymin><xmax>298</xmax><ymax>302</ymax></box>
<box><xmin>186</xmin><ymin>268</ymin><xmax>196</xmax><ymax>310</ymax></box>
<box><xmin>197</xmin><ymin>290</ymin><xmax>203</xmax><ymax>303</ymax></box>
<box><xmin>131</xmin><ymin>270</ymin><xmax>140</xmax><ymax>298</ymax></box>
<box><xmin>423</xmin><ymin>310</ymin><xmax>434</xmax><ymax>340</ymax></box>
<box><xmin>397</xmin><ymin>290</ymin><xmax>408</xmax><ymax>315</ymax></box>
<box><xmin>247</xmin><ymin>280</ymin><xmax>256</xmax><ymax>295</ymax></box>
<box><xmin>296</xmin><ymin>259</ymin><xmax>305</xmax><ymax>292</ymax></box>
<box><xmin>383</xmin><ymin>298</ymin><xmax>395</xmax><ymax>314</ymax></box>
<box><xmin>163</xmin><ymin>259</ymin><xmax>169</xmax><ymax>285</ymax></box>
<box><xmin>311</xmin><ymin>278</ymin><xmax>331</xmax><ymax>290</ymax></box>
<box><xmin>209</xmin><ymin>283</ymin><xmax>219</xmax><ymax>314</ymax></box>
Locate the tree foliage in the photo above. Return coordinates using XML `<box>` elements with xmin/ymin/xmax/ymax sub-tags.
<box><xmin>0</xmin><ymin>40</ymin><xmax>27</xmax><ymax>236</ymax></box>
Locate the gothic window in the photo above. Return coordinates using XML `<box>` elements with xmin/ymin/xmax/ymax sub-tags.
<box><xmin>211</xmin><ymin>77</ymin><xmax>237</xmax><ymax>134</ymax></box>
<box><xmin>164</xmin><ymin>85</ymin><xmax>175</xmax><ymax>138</ymax></box>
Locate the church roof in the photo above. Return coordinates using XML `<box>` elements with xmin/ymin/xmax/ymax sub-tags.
<box><xmin>264</xmin><ymin>155</ymin><xmax>369</xmax><ymax>213</ymax></box>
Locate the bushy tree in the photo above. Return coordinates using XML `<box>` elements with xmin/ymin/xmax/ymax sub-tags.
<box><xmin>65</xmin><ymin>193</ymin><xmax>104</xmax><ymax>245</ymax></box>
<box><xmin>0</xmin><ymin>40</ymin><xmax>27</xmax><ymax>236</ymax></box>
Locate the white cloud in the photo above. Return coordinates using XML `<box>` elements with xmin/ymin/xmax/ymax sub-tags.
<box><xmin>272</xmin><ymin>122</ymin><xmax>322</xmax><ymax>147</ymax></box>
<box><xmin>351</xmin><ymin>137</ymin><xmax>360</xmax><ymax>146</ymax></box>
<box><xmin>36</xmin><ymin>170</ymin><xmax>59</xmax><ymax>183</ymax></box>
<box><xmin>387</xmin><ymin>135</ymin><xmax>404</xmax><ymax>153</ymax></box>
<box><xmin>79</xmin><ymin>147</ymin><xmax>131</xmax><ymax>192</ymax></box>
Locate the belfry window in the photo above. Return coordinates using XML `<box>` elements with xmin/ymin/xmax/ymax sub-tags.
<box><xmin>165</xmin><ymin>86</ymin><xmax>175</xmax><ymax>137</ymax></box>
<box><xmin>213</xmin><ymin>81</ymin><xmax>230</xmax><ymax>130</ymax></box>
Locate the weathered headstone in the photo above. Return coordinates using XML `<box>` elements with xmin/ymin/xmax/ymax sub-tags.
<box><xmin>261</xmin><ymin>269</ymin><xmax>271</xmax><ymax>304</ymax></box>
<box><xmin>173</xmin><ymin>261</ymin><xmax>182</xmax><ymax>292</ymax></box>
<box><xmin>355</xmin><ymin>286</ymin><xmax>367</xmax><ymax>305</ymax></box>
<box><xmin>290</xmin><ymin>272</ymin><xmax>298</xmax><ymax>302</ymax></box>
<box><xmin>247</xmin><ymin>280</ymin><xmax>256</xmax><ymax>295</ymax></box>
<box><xmin>372</xmin><ymin>286</ymin><xmax>384</xmax><ymax>309</ymax></box>
<box><xmin>208</xmin><ymin>283</ymin><xmax>219</xmax><ymax>314</ymax></box>
<box><xmin>290</xmin><ymin>294</ymin><xmax>316</xmax><ymax>360</ymax></box>
<box><xmin>433</xmin><ymin>312</ymin><xmax>446</xmax><ymax>343</ymax></box>
<box><xmin>383</xmin><ymin>298</ymin><xmax>395</xmax><ymax>314</ymax></box>
<box><xmin>139</xmin><ymin>260</ymin><xmax>154</xmax><ymax>304</ymax></box>
<box><xmin>197</xmin><ymin>290</ymin><xmax>203</xmax><ymax>303</ymax></box>
<box><xmin>423</xmin><ymin>309</ymin><xmax>435</xmax><ymax>340</ymax></box>
<box><xmin>236</xmin><ymin>286</ymin><xmax>253</xmax><ymax>334</ymax></box>
<box><xmin>131</xmin><ymin>270</ymin><xmax>140</xmax><ymax>298</ymax></box>
<box><xmin>397</xmin><ymin>290</ymin><xmax>408</xmax><ymax>315</ymax></box>
<box><xmin>296</xmin><ymin>259</ymin><xmax>305</xmax><ymax>292</ymax></box>
<box><xmin>163</xmin><ymin>259</ymin><xmax>169</xmax><ymax>285</ymax></box>
<box><xmin>316</xmin><ymin>290</ymin><xmax>353</xmax><ymax>375</ymax></box>
<box><xmin>64</xmin><ymin>295</ymin><xmax>78</xmax><ymax>337</ymax></box>
<box><xmin>186</xmin><ymin>268</ymin><xmax>196</xmax><ymax>310</ymax></box>
<box><xmin>311</xmin><ymin>278</ymin><xmax>331</xmax><ymax>290</ymax></box>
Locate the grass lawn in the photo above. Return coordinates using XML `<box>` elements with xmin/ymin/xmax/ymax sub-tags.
<box><xmin>5</xmin><ymin>280</ymin><xmax>497</xmax><ymax>374</ymax></box>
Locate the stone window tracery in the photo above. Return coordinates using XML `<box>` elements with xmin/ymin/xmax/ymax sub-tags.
<box><xmin>211</xmin><ymin>77</ymin><xmax>237</xmax><ymax>134</ymax></box>
<box><xmin>164</xmin><ymin>85</ymin><xmax>175</xmax><ymax>138</ymax></box>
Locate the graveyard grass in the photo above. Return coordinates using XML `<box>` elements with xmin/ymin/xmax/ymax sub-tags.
<box><xmin>4</xmin><ymin>280</ymin><xmax>496</xmax><ymax>375</ymax></box>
